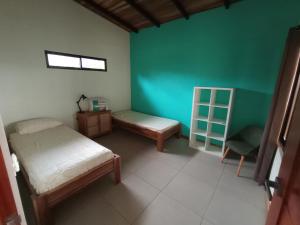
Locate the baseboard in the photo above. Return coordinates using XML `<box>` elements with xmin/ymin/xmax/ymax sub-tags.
<box><xmin>180</xmin><ymin>134</ymin><xmax>189</xmax><ymax>140</ymax></box>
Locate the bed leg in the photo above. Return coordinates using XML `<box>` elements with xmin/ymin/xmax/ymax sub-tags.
<box><xmin>113</xmin><ymin>155</ymin><xmax>121</xmax><ymax>184</ymax></box>
<box><xmin>176</xmin><ymin>130</ymin><xmax>181</xmax><ymax>139</ymax></box>
<box><xmin>176</xmin><ymin>125</ymin><xmax>182</xmax><ymax>139</ymax></box>
<box><xmin>31</xmin><ymin>195</ymin><xmax>52</xmax><ymax>225</ymax></box>
<box><xmin>157</xmin><ymin>137</ymin><xmax>164</xmax><ymax>152</ymax></box>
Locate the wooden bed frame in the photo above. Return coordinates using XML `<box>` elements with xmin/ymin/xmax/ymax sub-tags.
<box><xmin>19</xmin><ymin>154</ymin><xmax>121</xmax><ymax>225</ymax></box>
<box><xmin>112</xmin><ymin>117</ymin><xmax>181</xmax><ymax>151</ymax></box>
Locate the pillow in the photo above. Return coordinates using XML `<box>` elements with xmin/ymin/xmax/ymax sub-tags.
<box><xmin>15</xmin><ymin>118</ymin><xmax>63</xmax><ymax>135</ymax></box>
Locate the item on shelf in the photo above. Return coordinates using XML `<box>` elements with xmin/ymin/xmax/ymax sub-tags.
<box><xmin>189</xmin><ymin>87</ymin><xmax>235</xmax><ymax>157</ymax></box>
<box><xmin>88</xmin><ymin>97</ymin><xmax>108</xmax><ymax>112</ymax></box>
<box><xmin>76</xmin><ymin>94</ymin><xmax>88</xmax><ymax>113</ymax></box>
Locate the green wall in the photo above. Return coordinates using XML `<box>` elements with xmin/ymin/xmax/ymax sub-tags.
<box><xmin>130</xmin><ymin>0</ymin><xmax>300</xmax><ymax>136</ymax></box>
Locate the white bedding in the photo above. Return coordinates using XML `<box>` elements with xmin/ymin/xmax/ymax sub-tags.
<box><xmin>9</xmin><ymin>125</ymin><xmax>113</xmax><ymax>194</ymax></box>
<box><xmin>113</xmin><ymin>110</ymin><xmax>179</xmax><ymax>132</ymax></box>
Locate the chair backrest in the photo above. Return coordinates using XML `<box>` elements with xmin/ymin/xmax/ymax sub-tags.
<box><xmin>239</xmin><ymin>126</ymin><xmax>264</xmax><ymax>148</ymax></box>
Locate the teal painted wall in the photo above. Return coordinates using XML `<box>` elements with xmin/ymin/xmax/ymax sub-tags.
<box><xmin>131</xmin><ymin>0</ymin><xmax>300</xmax><ymax>136</ymax></box>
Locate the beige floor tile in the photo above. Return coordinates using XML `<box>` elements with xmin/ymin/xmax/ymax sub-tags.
<box><xmin>101</xmin><ymin>174</ymin><xmax>159</xmax><ymax>223</ymax></box>
<box><xmin>182</xmin><ymin>155</ymin><xmax>224</xmax><ymax>187</ymax></box>
<box><xmin>133</xmin><ymin>193</ymin><xmax>202</xmax><ymax>225</ymax></box>
<box><xmin>135</xmin><ymin>160</ymin><xmax>179</xmax><ymax>190</ymax></box>
<box><xmin>205</xmin><ymin>187</ymin><xmax>266</xmax><ymax>225</ymax></box>
<box><xmin>54</xmin><ymin>195</ymin><xmax>129</xmax><ymax>225</ymax></box>
<box><xmin>163</xmin><ymin>172</ymin><xmax>215</xmax><ymax>216</ymax></box>
<box><xmin>218</xmin><ymin>168</ymin><xmax>266</xmax><ymax>210</ymax></box>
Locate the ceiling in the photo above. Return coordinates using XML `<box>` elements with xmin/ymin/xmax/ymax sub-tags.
<box><xmin>74</xmin><ymin>0</ymin><xmax>238</xmax><ymax>33</ymax></box>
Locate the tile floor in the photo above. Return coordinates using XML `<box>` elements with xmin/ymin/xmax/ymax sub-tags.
<box><xmin>20</xmin><ymin>129</ymin><xmax>267</xmax><ymax>225</ymax></box>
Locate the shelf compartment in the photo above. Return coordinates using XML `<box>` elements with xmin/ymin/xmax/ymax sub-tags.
<box><xmin>199</xmin><ymin>89</ymin><xmax>211</xmax><ymax>103</ymax></box>
<box><xmin>209</xmin><ymin>123</ymin><xmax>225</xmax><ymax>140</ymax></box>
<box><xmin>195</xmin><ymin>120</ymin><xmax>207</xmax><ymax>133</ymax></box>
<box><xmin>196</xmin><ymin>103</ymin><xmax>229</xmax><ymax>108</ymax></box>
<box><xmin>207</xmin><ymin>132</ymin><xmax>225</xmax><ymax>141</ymax></box>
<box><xmin>192</xmin><ymin>130</ymin><xmax>224</xmax><ymax>141</ymax></box>
<box><xmin>193</xmin><ymin>129</ymin><xmax>207</xmax><ymax>136</ymax></box>
<box><xmin>205</xmin><ymin>138</ymin><xmax>223</xmax><ymax>153</ymax></box>
<box><xmin>212</xmin><ymin>103</ymin><xmax>228</xmax><ymax>108</ymax></box>
<box><xmin>205</xmin><ymin>144</ymin><xmax>222</xmax><ymax>153</ymax></box>
<box><xmin>194</xmin><ymin>116</ymin><xmax>209</xmax><ymax>122</ymax></box>
<box><xmin>215</xmin><ymin>89</ymin><xmax>231</xmax><ymax>105</ymax></box>
<box><xmin>190</xmin><ymin>139</ymin><xmax>205</xmax><ymax>150</ymax></box>
<box><xmin>210</xmin><ymin>107</ymin><xmax>228</xmax><ymax>125</ymax></box>
<box><xmin>210</xmin><ymin>118</ymin><xmax>226</xmax><ymax>125</ymax></box>
<box><xmin>198</xmin><ymin>105</ymin><xmax>209</xmax><ymax>118</ymax></box>
<box><xmin>190</xmin><ymin>134</ymin><xmax>206</xmax><ymax>150</ymax></box>
<box><xmin>196</xmin><ymin>103</ymin><xmax>210</xmax><ymax>106</ymax></box>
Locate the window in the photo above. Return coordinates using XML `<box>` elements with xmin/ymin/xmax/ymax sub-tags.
<box><xmin>45</xmin><ymin>50</ymin><xmax>107</xmax><ymax>71</ymax></box>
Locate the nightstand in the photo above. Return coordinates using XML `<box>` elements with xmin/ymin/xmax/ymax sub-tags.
<box><xmin>77</xmin><ymin>110</ymin><xmax>112</xmax><ymax>138</ymax></box>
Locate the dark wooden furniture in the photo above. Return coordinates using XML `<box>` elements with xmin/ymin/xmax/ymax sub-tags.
<box><xmin>77</xmin><ymin>110</ymin><xmax>112</xmax><ymax>138</ymax></box>
<box><xmin>74</xmin><ymin>0</ymin><xmax>238</xmax><ymax>32</ymax></box>
<box><xmin>20</xmin><ymin>154</ymin><xmax>121</xmax><ymax>225</ymax></box>
<box><xmin>264</xmin><ymin>26</ymin><xmax>300</xmax><ymax>225</ymax></box>
<box><xmin>254</xmin><ymin>26</ymin><xmax>300</xmax><ymax>185</ymax></box>
<box><xmin>113</xmin><ymin>117</ymin><xmax>181</xmax><ymax>152</ymax></box>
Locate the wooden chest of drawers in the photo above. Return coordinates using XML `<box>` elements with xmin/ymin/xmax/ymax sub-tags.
<box><xmin>77</xmin><ymin>110</ymin><xmax>112</xmax><ymax>138</ymax></box>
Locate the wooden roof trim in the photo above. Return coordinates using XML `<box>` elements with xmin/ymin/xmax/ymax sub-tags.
<box><xmin>125</xmin><ymin>0</ymin><xmax>160</xmax><ymax>27</ymax></box>
<box><xmin>74</xmin><ymin>0</ymin><xmax>138</xmax><ymax>33</ymax></box>
<box><xmin>171</xmin><ymin>0</ymin><xmax>189</xmax><ymax>19</ymax></box>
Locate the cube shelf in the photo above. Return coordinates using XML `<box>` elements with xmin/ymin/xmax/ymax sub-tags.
<box><xmin>189</xmin><ymin>87</ymin><xmax>235</xmax><ymax>157</ymax></box>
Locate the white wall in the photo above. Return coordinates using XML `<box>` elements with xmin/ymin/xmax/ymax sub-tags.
<box><xmin>0</xmin><ymin>0</ymin><xmax>130</xmax><ymax>129</ymax></box>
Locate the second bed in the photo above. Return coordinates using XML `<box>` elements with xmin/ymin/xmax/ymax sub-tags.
<box><xmin>113</xmin><ymin>110</ymin><xmax>181</xmax><ymax>151</ymax></box>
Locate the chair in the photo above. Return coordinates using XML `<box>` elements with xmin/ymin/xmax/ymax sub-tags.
<box><xmin>221</xmin><ymin>126</ymin><xmax>264</xmax><ymax>176</ymax></box>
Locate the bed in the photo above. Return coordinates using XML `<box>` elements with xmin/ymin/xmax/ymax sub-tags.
<box><xmin>112</xmin><ymin>110</ymin><xmax>181</xmax><ymax>151</ymax></box>
<box><xmin>9</xmin><ymin>119</ymin><xmax>121</xmax><ymax>225</ymax></box>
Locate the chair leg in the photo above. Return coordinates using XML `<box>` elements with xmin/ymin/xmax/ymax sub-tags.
<box><xmin>237</xmin><ymin>155</ymin><xmax>245</xmax><ymax>176</ymax></box>
<box><xmin>221</xmin><ymin>147</ymin><xmax>230</xmax><ymax>163</ymax></box>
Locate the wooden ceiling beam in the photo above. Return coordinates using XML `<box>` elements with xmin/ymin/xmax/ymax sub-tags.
<box><xmin>74</xmin><ymin>0</ymin><xmax>138</xmax><ymax>33</ymax></box>
<box><xmin>125</xmin><ymin>0</ymin><xmax>160</xmax><ymax>27</ymax></box>
<box><xmin>171</xmin><ymin>0</ymin><xmax>189</xmax><ymax>20</ymax></box>
<box><xmin>224</xmin><ymin>0</ymin><xmax>230</xmax><ymax>9</ymax></box>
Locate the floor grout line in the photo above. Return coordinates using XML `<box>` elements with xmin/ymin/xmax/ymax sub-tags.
<box><xmin>129</xmin><ymin>145</ymin><xmax>225</xmax><ymax>224</ymax></box>
<box><xmin>96</xmin><ymin>135</ymin><xmax>265</xmax><ymax>225</ymax></box>
<box><xmin>200</xmin><ymin>159</ymin><xmax>226</xmax><ymax>222</ymax></box>
<box><xmin>97</xmin><ymin>177</ymin><xmax>133</xmax><ymax>225</ymax></box>
<box><xmin>129</xmin><ymin>143</ymin><xmax>197</xmax><ymax>225</ymax></box>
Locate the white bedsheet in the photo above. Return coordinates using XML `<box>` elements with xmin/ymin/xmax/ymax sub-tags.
<box><xmin>113</xmin><ymin>110</ymin><xmax>179</xmax><ymax>132</ymax></box>
<box><xmin>9</xmin><ymin>125</ymin><xmax>113</xmax><ymax>194</ymax></box>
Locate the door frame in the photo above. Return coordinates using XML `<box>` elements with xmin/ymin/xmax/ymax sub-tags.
<box><xmin>255</xmin><ymin>26</ymin><xmax>300</xmax><ymax>184</ymax></box>
<box><xmin>265</xmin><ymin>26</ymin><xmax>300</xmax><ymax>225</ymax></box>
<box><xmin>266</xmin><ymin>74</ymin><xmax>300</xmax><ymax>225</ymax></box>
<box><xmin>0</xmin><ymin>115</ymin><xmax>27</xmax><ymax>225</ymax></box>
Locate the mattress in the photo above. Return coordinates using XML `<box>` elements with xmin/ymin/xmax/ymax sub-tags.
<box><xmin>113</xmin><ymin>110</ymin><xmax>179</xmax><ymax>132</ymax></box>
<box><xmin>9</xmin><ymin>125</ymin><xmax>113</xmax><ymax>194</ymax></box>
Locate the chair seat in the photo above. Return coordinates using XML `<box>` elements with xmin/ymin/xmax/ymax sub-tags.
<box><xmin>226</xmin><ymin>140</ymin><xmax>254</xmax><ymax>156</ymax></box>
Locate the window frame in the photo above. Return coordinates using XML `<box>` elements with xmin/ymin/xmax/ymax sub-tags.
<box><xmin>44</xmin><ymin>50</ymin><xmax>107</xmax><ymax>72</ymax></box>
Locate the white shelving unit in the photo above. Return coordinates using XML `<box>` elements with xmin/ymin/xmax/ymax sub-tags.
<box><xmin>189</xmin><ymin>87</ymin><xmax>235</xmax><ymax>157</ymax></box>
